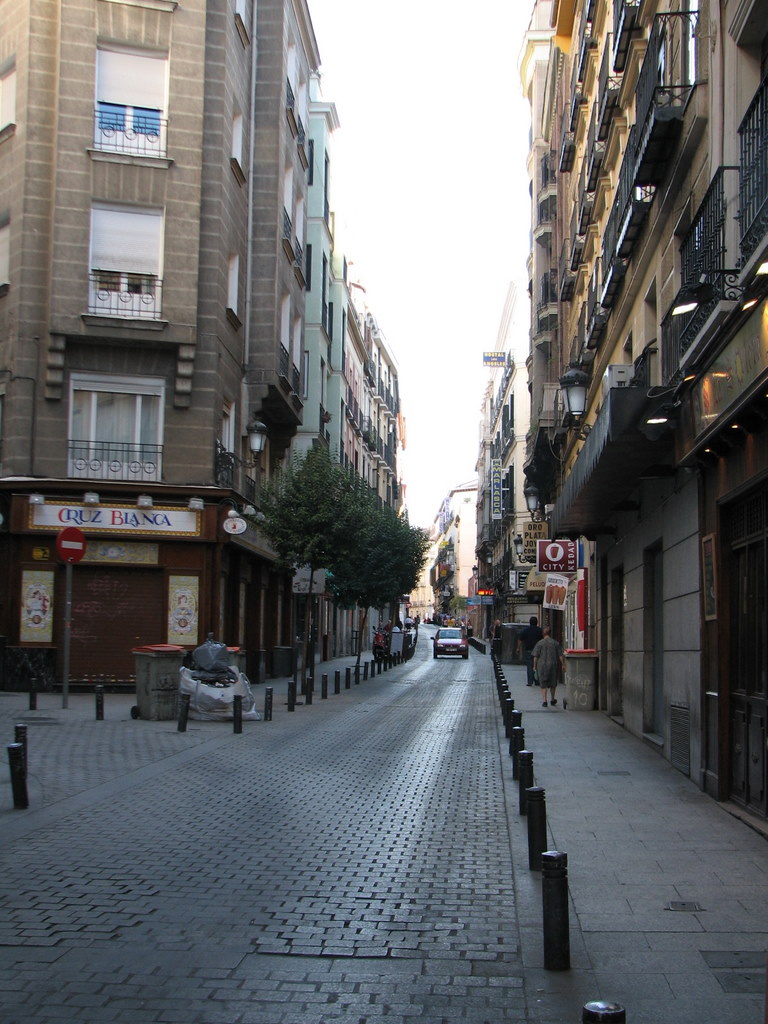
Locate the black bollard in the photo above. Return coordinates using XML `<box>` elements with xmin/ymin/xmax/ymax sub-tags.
<box><xmin>95</xmin><ymin>685</ymin><xmax>104</xmax><ymax>721</ymax></box>
<box><xmin>321</xmin><ymin>673</ymin><xmax>328</xmax><ymax>699</ymax></box>
<box><xmin>504</xmin><ymin>697</ymin><xmax>515</xmax><ymax>737</ymax></box>
<box><xmin>14</xmin><ymin>724</ymin><xmax>28</xmax><ymax>778</ymax></box>
<box><xmin>526</xmin><ymin>786</ymin><xmax>547</xmax><ymax>870</ymax></box>
<box><xmin>582</xmin><ymin>1002</ymin><xmax>626</xmax><ymax>1023</ymax></box>
<box><xmin>178</xmin><ymin>692</ymin><xmax>190</xmax><ymax>732</ymax></box>
<box><xmin>306</xmin><ymin>676</ymin><xmax>313</xmax><ymax>705</ymax></box>
<box><xmin>29</xmin><ymin>677</ymin><xmax>38</xmax><ymax>711</ymax></box>
<box><xmin>287</xmin><ymin>679</ymin><xmax>296</xmax><ymax>711</ymax></box>
<box><xmin>233</xmin><ymin>694</ymin><xmax>243</xmax><ymax>733</ymax></box>
<box><xmin>363</xmin><ymin>662</ymin><xmax>369</xmax><ymax>681</ymax></box>
<box><xmin>354</xmin><ymin>665</ymin><xmax>360</xmax><ymax>685</ymax></box>
<box><xmin>511</xmin><ymin>708</ymin><xmax>523</xmax><ymax>730</ymax></box>
<box><xmin>518</xmin><ymin>749</ymin><xmax>534</xmax><ymax>815</ymax></box>
<box><xmin>541</xmin><ymin>850</ymin><xmax>570</xmax><ymax>971</ymax></box>
<box><xmin>7</xmin><ymin>743</ymin><xmax>28</xmax><ymax>809</ymax></box>
<box><xmin>334</xmin><ymin>670</ymin><xmax>341</xmax><ymax>694</ymax></box>
<box><xmin>510</xmin><ymin>726</ymin><xmax>525</xmax><ymax>777</ymax></box>
<box><xmin>345</xmin><ymin>667</ymin><xmax>351</xmax><ymax>689</ymax></box>
<box><xmin>264</xmin><ymin>686</ymin><xmax>273</xmax><ymax>721</ymax></box>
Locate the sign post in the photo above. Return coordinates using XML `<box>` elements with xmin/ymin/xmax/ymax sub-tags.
<box><xmin>56</xmin><ymin>527</ymin><xmax>86</xmax><ymax>709</ymax></box>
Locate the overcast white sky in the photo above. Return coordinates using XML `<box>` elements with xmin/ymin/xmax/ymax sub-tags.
<box><xmin>308</xmin><ymin>0</ymin><xmax>535</xmax><ymax>530</ymax></box>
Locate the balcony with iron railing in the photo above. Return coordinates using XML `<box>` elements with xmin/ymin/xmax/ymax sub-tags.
<box><xmin>88</xmin><ymin>272</ymin><xmax>162</xmax><ymax>320</ymax></box>
<box><xmin>281</xmin><ymin>207</ymin><xmax>295</xmax><ymax>260</ymax></box>
<box><xmin>739</xmin><ymin>73</ymin><xmax>768</xmax><ymax>269</ymax></box>
<box><xmin>570</xmin><ymin>203</ymin><xmax>586</xmax><ymax>271</ymax></box>
<box><xmin>613</xmin><ymin>0</ymin><xmax>641</xmax><ymax>73</ymax></box>
<box><xmin>285</xmin><ymin>78</ymin><xmax>297</xmax><ymax>135</ymax></box>
<box><xmin>215</xmin><ymin>441</ymin><xmax>257</xmax><ymax>503</ymax></box>
<box><xmin>577</xmin><ymin>159</ymin><xmax>594</xmax><ymax>237</ymax></box>
<box><xmin>93</xmin><ymin>108</ymin><xmax>168</xmax><ymax>159</ymax></box>
<box><xmin>534</xmin><ymin>194</ymin><xmax>557</xmax><ymax>242</ymax></box>
<box><xmin>634</xmin><ymin>11</ymin><xmax>698</xmax><ymax>188</ymax></box>
<box><xmin>661</xmin><ymin>166</ymin><xmax>742</xmax><ymax>384</ymax></box>
<box><xmin>577</xmin><ymin>14</ymin><xmax>597</xmax><ymax>84</ymax></box>
<box><xmin>560</xmin><ymin>236</ymin><xmax>576</xmax><ymax>301</ymax></box>
<box><xmin>585</xmin><ymin>263</ymin><xmax>609</xmax><ymax>349</ymax></box>
<box><xmin>68</xmin><ymin>440</ymin><xmax>163</xmax><ymax>482</ymax></box>
<box><xmin>597</xmin><ymin>37</ymin><xmax>622</xmax><ymax>142</ymax></box>
<box><xmin>569</xmin><ymin>302</ymin><xmax>588</xmax><ymax>367</ymax></box>
<box><xmin>560</xmin><ymin>105</ymin><xmax>576</xmax><ymax>173</ymax></box>
<box><xmin>585</xmin><ymin>105</ymin><xmax>605</xmax><ymax>193</ymax></box>
<box><xmin>602</xmin><ymin>124</ymin><xmax>654</xmax><ymax>271</ymax></box>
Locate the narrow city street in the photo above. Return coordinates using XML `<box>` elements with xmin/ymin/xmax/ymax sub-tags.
<box><xmin>3</xmin><ymin>629</ymin><xmax>767</xmax><ymax>1024</ymax></box>
<box><xmin>0</xmin><ymin>632</ymin><xmax>527</xmax><ymax>1024</ymax></box>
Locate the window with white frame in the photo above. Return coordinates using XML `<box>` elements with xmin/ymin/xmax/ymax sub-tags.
<box><xmin>89</xmin><ymin>204</ymin><xmax>164</xmax><ymax>319</ymax></box>
<box><xmin>69</xmin><ymin>373</ymin><xmax>164</xmax><ymax>481</ymax></box>
<box><xmin>231</xmin><ymin>112</ymin><xmax>244</xmax><ymax>173</ymax></box>
<box><xmin>0</xmin><ymin>217</ymin><xmax>9</xmax><ymax>289</ymax></box>
<box><xmin>94</xmin><ymin>47</ymin><xmax>168</xmax><ymax>157</ymax></box>
<box><xmin>227</xmin><ymin>253</ymin><xmax>240</xmax><ymax>316</ymax></box>
<box><xmin>0</xmin><ymin>64</ymin><xmax>15</xmax><ymax>132</ymax></box>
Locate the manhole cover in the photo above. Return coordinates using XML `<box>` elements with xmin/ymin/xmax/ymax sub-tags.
<box><xmin>666</xmin><ymin>900</ymin><xmax>703</xmax><ymax>912</ymax></box>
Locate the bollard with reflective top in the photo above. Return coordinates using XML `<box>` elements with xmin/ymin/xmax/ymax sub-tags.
<box><xmin>582</xmin><ymin>1001</ymin><xmax>625</xmax><ymax>1022</ymax></box>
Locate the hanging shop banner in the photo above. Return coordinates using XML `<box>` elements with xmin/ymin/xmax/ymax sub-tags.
<box><xmin>167</xmin><ymin>575</ymin><xmax>200</xmax><ymax>645</ymax></box>
<box><xmin>491</xmin><ymin>459</ymin><xmax>503</xmax><ymax>520</ymax></box>
<box><xmin>28</xmin><ymin>500</ymin><xmax>200</xmax><ymax>537</ymax></box>
<box><xmin>543</xmin><ymin>573</ymin><xmax>570</xmax><ymax>611</ymax></box>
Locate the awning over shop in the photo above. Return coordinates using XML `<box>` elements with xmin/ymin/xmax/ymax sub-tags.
<box><xmin>552</xmin><ymin>387</ymin><xmax>673</xmax><ymax>538</ymax></box>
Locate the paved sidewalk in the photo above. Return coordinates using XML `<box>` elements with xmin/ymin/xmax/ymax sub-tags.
<box><xmin>498</xmin><ymin>663</ymin><xmax>768</xmax><ymax>1023</ymax></box>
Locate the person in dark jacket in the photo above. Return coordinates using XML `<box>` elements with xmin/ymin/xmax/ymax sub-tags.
<box><xmin>517</xmin><ymin>616</ymin><xmax>543</xmax><ymax>686</ymax></box>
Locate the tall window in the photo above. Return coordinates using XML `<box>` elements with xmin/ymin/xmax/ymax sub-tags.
<box><xmin>89</xmin><ymin>205</ymin><xmax>164</xmax><ymax>319</ymax></box>
<box><xmin>95</xmin><ymin>48</ymin><xmax>168</xmax><ymax>157</ymax></box>
<box><xmin>0</xmin><ymin>217</ymin><xmax>9</xmax><ymax>289</ymax></box>
<box><xmin>0</xmin><ymin>64</ymin><xmax>15</xmax><ymax>132</ymax></box>
<box><xmin>69</xmin><ymin>373</ymin><xmax>164</xmax><ymax>481</ymax></box>
<box><xmin>227</xmin><ymin>254</ymin><xmax>239</xmax><ymax>312</ymax></box>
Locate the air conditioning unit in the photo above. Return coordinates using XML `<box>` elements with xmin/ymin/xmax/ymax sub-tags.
<box><xmin>601</xmin><ymin>364</ymin><xmax>634</xmax><ymax>397</ymax></box>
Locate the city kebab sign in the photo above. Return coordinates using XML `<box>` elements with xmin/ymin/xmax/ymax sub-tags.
<box><xmin>536</xmin><ymin>539</ymin><xmax>578</xmax><ymax>573</ymax></box>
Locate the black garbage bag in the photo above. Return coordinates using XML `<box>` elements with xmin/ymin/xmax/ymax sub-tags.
<box><xmin>191</xmin><ymin>635</ymin><xmax>234</xmax><ymax>679</ymax></box>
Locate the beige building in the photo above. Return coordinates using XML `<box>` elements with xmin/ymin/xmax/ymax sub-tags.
<box><xmin>520</xmin><ymin>0</ymin><xmax>768</xmax><ymax>821</ymax></box>
<box><xmin>0</xmin><ymin>0</ymin><xmax>321</xmax><ymax>684</ymax></box>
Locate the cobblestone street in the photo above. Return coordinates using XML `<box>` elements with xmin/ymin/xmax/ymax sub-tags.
<box><xmin>1</xmin><ymin>637</ymin><xmax>526</xmax><ymax>1024</ymax></box>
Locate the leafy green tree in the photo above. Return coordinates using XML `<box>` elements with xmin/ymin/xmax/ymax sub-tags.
<box><xmin>329</xmin><ymin>503</ymin><xmax>429</xmax><ymax>664</ymax></box>
<box><xmin>256</xmin><ymin>446</ymin><xmax>366</xmax><ymax>685</ymax></box>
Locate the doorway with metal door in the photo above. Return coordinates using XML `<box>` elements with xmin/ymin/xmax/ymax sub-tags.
<box><xmin>726</xmin><ymin>487</ymin><xmax>767</xmax><ymax>818</ymax></box>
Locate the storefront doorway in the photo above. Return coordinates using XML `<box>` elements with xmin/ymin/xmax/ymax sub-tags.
<box><xmin>726</xmin><ymin>486</ymin><xmax>767</xmax><ymax>817</ymax></box>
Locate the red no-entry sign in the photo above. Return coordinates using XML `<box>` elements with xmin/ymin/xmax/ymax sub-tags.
<box><xmin>56</xmin><ymin>526</ymin><xmax>87</xmax><ymax>563</ymax></box>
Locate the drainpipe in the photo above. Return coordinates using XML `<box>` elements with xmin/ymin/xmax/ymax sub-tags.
<box><xmin>243</xmin><ymin>0</ymin><xmax>259</xmax><ymax>374</ymax></box>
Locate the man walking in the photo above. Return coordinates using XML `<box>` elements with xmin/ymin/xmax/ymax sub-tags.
<box><xmin>532</xmin><ymin>626</ymin><xmax>565</xmax><ymax>707</ymax></box>
<box><xmin>517</xmin><ymin>616</ymin><xmax>543</xmax><ymax>686</ymax></box>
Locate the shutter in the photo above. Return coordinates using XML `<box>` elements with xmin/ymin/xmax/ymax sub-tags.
<box><xmin>69</xmin><ymin>567</ymin><xmax>165</xmax><ymax>679</ymax></box>
<box><xmin>97</xmin><ymin>49</ymin><xmax>166</xmax><ymax>111</ymax></box>
<box><xmin>0</xmin><ymin>223</ymin><xmax>9</xmax><ymax>285</ymax></box>
<box><xmin>91</xmin><ymin>206</ymin><xmax>163</xmax><ymax>275</ymax></box>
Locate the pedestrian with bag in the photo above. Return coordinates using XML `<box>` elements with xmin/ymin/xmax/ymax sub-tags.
<box><xmin>532</xmin><ymin>626</ymin><xmax>565</xmax><ymax>707</ymax></box>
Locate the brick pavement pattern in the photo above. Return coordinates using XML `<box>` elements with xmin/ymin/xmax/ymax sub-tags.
<box><xmin>0</xmin><ymin>641</ymin><xmax>525</xmax><ymax>1024</ymax></box>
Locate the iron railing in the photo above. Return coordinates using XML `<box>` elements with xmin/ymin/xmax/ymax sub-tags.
<box><xmin>93</xmin><ymin>110</ymin><xmax>168</xmax><ymax>159</ymax></box>
<box><xmin>635</xmin><ymin>11</ymin><xmax>698</xmax><ymax>157</ymax></box>
<box><xmin>68</xmin><ymin>440</ymin><xmax>162</xmax><ymax>482</ymax></box>
<box><xmin>739</xmin><ymin>74</ymin><xmax>768</xmax><ymax>264</ymax></box>
<box><xmin>88</xmin><ymin>273</ymin><xmax>162</xmax><ymax>320</ymax></box>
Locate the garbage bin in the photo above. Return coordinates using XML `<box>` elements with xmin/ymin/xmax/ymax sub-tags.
<box><xmin>501</xmin><ymin>624</ymin><xmax>526</xmax><ymax>665</ymax></box>
<box><xmin>132</xmin><ymin>644</ymin><xmax>185</xmax><ymax>720</ymax></box>
<box><xmin>270</xmin><ymin>646</ymin><xmax>293</xmax><ymax>678</ymax></box>
<box><xmin>564</xmin><ymin>649</ymin><xmax>598</xmax><ymax>710</ymax></box>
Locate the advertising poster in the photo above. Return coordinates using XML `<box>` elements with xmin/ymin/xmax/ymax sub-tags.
<box><xmin>20</xmin><ymin>570</ymin><xmax>55</xmax><ymax>643</ymax></box>
<box><xmin>167</xmin><ymin>575</ymin><xmax>199</xmax><ymax>645</ymax></box>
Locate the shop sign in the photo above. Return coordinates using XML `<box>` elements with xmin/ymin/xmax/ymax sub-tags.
<box><xmin>28</xmin><ymin>500</ymin><xmax>200</xmax><ymax>537</ymax></box>
<box><xmin>537</xmin><ymin>539</ymin><xmax>578</xmax><ymax>572</ymax></box>
<box><xmin>543</xmin><ymin>573</ymin><xmax>570</xmax><ymax>610</ymax></box>
<box><xmin>483</xmin><ymin>352</ymin><xmax>507</xmax><ymax>367</ymax></box>
<box><xmin>523</xmin><ymin>521</ymin><xmax>548</xmax><ymax>560</ymax></box>
<box><xmin>491</xmin><ymin>459</ymin><xmax>503</xmax><ymax>520</ymax></box>
<box><xmin>691</xmin><ymin>297</ymin><xmax>768</xmax><ymax>437</ymax></box>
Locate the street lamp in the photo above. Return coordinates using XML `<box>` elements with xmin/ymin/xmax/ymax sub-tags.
<box><xmin>513</xmin><ymin>534</ymin><xmax>525</xmax><ymax>561</ymax></box>
<box><xmin>523</xmin><ymin>483</ymin><xmax>540</xmax><ymax>516</ymax></box>
<box><xmin>559</xmin><ymin>367</ymin><xmax>590</xmax><ymax>419</ymax></box>
<box><xmin>245</xmin><ymin>415</ymin><xmax>268</xmax><ymax>461</ymax></box>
